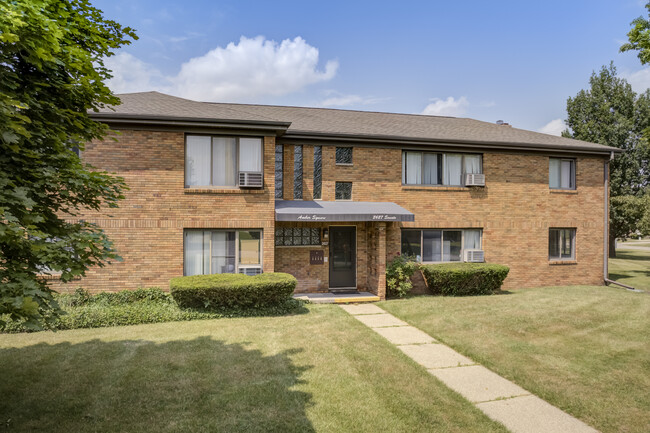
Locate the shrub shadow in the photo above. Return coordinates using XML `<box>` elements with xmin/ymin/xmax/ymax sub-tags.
<box><xmin>0</xmin><ymin>337</ymin><xmax>314</xmax><ymax>432</ymax></box>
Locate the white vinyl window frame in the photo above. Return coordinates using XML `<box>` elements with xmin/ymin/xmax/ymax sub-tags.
<box><xmin>402</xmin><ymin>151</ymin><xmax>483</xmax><ymax>186</ymax></box>
<box><xmin>549</xmin><ymin>157</ymin><xmax>576</xmax><ymax>190</ymax></box>
<box><xmin>184</xmin><ymin>135</ymin><xmax>263</xmax><ymax>188</ymax></box>
<box><xmin>183</xmin><ymin>229</ymin><xmax>263</xmax><ymax>276</ymax></box>
<box><xmin>400</xmin><ymin>229</ymin><xmax>483</xmax><ymax>263</ymax></box>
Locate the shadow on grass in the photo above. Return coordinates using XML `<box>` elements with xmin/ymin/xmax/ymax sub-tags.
<box><xmin>0</xmin><ymin>337</ymin><xmax>314</xmax><ymax>433</ymax></box>
<box><xmin>612</xmin><ymin>251</ymin><xmax>650</xmax><ymax>262</ymax></box>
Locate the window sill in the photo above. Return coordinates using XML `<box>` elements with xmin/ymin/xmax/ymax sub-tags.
<box><xmin>184</xmin><ymin>188</ymin><xmax>265</xmax><ymax>194</ymax></box>
<box><xmin>402</xmin><ymin>185</ymin><xmax>469</xmax><ymax>192</ymax></box>
<box><xmin>276</xmin><ymin>245</ymin><xmax>324</xmax><ymax>248</ymax></box>
<box><xmin>549</xmin><ymin>260</ymin><xmax>577</xmax><ymax>266</ymax></box>
<box><xmin>336</xmin><ymin>163</ymin><xmax>354</xmax><ymax>167</ymax></box>
<box><xmin>550</xmin><ymin>189</ymin><xmax>578</xmax><ymax>194</ymax></box>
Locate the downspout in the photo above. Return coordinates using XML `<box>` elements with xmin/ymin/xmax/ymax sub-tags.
<box><xmin>603</xmin><ymin>151</ymin><xmax>639</xmax><ymax>291</ymax></box>
<box><xmin>603</xmin><ymin>152</ymin><xmax>611</xmax><ymax>283</ymax></box>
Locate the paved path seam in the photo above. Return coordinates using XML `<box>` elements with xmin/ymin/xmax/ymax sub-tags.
<box><xmin>339</xmin><ymin>303</ymin><xmax>599</xmax><ymax>433</ymax></box>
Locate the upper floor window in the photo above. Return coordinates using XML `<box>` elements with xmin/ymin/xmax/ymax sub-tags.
<box><xmin>185</xmin><ymin>135</ymin><xmax>262</xmax><ymax>187</ymax></box>
<box><xmin>275</xmin><ymin>144</ymin><xmax>283</xmax><ymax>199</ymax></box>
<box><xmin>549</xmin><ymin>228</ymin><xmax>575</xmax><ymax>260</ymax></box>
<box><xmin>335</xmin><ymin>181</ymin><xmax>352</xmax><ymax>200</ymax></box>
<box><xmin>549</xmin><ymin>158</ymin><xmax>575</xmax><ymax>190</ymax></box>
<box><xmin>402</xmin><ymin>151</ymin><xmax>481</xmax><ymax>186</ymax></box>
<box><xmin>336</xmin><ymin>147</ymin><xmax>353</xmax><ymax>164</ymax></box>
<box><xmin>294</xmin><ymin>145</ymin><xmax>303</xmax><ymax>199</ymax></box>
<box><xmin>313</xmin><ymin>146</ymin><xmax>322</xmax><ymax>199</ymax></box>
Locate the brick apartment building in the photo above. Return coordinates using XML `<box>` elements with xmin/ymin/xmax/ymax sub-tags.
<box><xmin>49</xmin><ymin>91</ymin><xmax>620</xmax><ymax>299</ymax></box>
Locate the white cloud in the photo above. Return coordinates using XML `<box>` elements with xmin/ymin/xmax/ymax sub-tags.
<box><xmin>320</xmin><ymin>91</ymin><xmax>389</xmax><ymax>107</ymax></box>
<box><xmin>621</xmin><ymin>67</ymin><xmax>650</xmax><ymax>93</ymax></box>
<box><xmin>538</xmin><ymin>118</ymin><xmax>567</xmax><ymax>136</ymax></box>
<box><xmin>421</xmin><ymin>96</ymin><xmax>469</xmax><ymax>116</ymax></box>
<box><xmin>104</xmin><ymin>52</ymin><xmax>169</xmax><ymax>94</ymax></box>
<box><xmin>105</xmin><ymin>36</ymin><xmax>338</xmax><ymax>102</ymax></box>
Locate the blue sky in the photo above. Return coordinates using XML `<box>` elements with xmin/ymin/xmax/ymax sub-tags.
<box><xmin>94</xmin><ymin>0</ymin><xmax>650</xmax><ymax>135</ymax></box>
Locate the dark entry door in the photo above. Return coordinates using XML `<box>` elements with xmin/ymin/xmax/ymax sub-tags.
<box><xmin>329</xmin><ymin>226</ymin><xmax>356</xmax><ymax>288</ymax></box>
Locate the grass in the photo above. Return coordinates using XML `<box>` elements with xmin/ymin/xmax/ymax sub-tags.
<box><xmin>609</xmin><ymin>247</ymin><xmax>650</xmax><ymax>291</ymax></box>
<box><xmin>379</xmin><ymin>285</ymin><xmax>650</xmax><ymax>433</ymax></box>
<box><xmin>0</xmin><ymin>305</ymin><xmax>508</xmax><ymax>433</ymax></box>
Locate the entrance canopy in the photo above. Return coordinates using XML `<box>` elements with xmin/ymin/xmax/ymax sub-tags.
<box><xmin>275</xmin><ymin>200</ymin><xmax>414</xmax><ymax>222</ymax></box>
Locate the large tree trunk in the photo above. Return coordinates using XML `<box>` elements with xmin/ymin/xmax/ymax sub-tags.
<box><xmin>609</xmin><ymin>233</ymin><xmax>617</xmax><ymax>258</ymax></box>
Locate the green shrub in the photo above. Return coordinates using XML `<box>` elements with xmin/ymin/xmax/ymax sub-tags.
<box><xmin>170</xmin><ymin>273</ymin><xmax>297</xmax><ymax>309</ymax></box>
<box><xmin>1</xmin><ymin>285</ymin><xmax>305</xmax><ymax>333</ymax></box>
<box><xmin>420</xmin><ymin>263</ymin><xmax>510</xmax><ymax>296</ymax></box>
<box><xmin>58</xmin><ymin>287</ymin><xmax>169</xmax><ymax>307</ymax></box>
<box><xmin>386</xmin><ymin>255</ymin><xmax>417</xmax><ymax>298</ymax></box>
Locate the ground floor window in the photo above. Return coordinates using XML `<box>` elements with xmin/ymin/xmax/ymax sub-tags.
<box><xmin>549</xmin><ymin>228</ymin><xmax>575</xmax><ymax>260</ymax></box>
<box><xmin>275</xmin><ymin>227</ymin><xmax>321</xmax><ymax>246</ymax></box>
<box><xmin>401</xmin><ymin>229</ymin><xmax>482</xmax><ymax>262</ymax></box>
<box><xmin>184</xmin><ymin>229</ymin><xmax>262</xmax><ymax>276</ymax></box>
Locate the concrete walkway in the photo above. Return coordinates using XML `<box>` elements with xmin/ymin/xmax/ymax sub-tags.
<box><xmin>340</xmin><ymin>303</ymin><xmax>598</xmax><ymax>433</ymax></box>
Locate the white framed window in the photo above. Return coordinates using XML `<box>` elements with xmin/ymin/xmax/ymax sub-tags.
<box><xmin>185</xmin><ymin>135</ymin><xmax>262</xmax><ymax>187</ymax></box>
<box><xmin>401</xmin><ymin>229</ymin><xmax>482</xmax><ymax>262</ymax></box>
<box><xmin>549</xmin><ymin>228</ymin><xmax>575</xmax><ymax>260</ymax></box>
<box><xmin>184</xmin><ymin>229</ymin><xmax>262</xmax><ymax>276</ymax></box>
<box><xmin>549</xmin><ymin>158</ymin><xmax>575</xmax><ymax>190</ymax></box>
<box><xmin>402</xmin><ymin>151</ymin><xmax>482</xmax><ymax>186</ymax></box>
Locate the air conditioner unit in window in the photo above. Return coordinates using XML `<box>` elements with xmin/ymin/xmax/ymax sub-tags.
<box><xmin>464</xmin><ymin>249</ymin><xmax>485</xmax><ymax>263</ymax></box>
<box><xmin>239</xmin><ymin>172</ymin><xmax>263</xmax><ymax>188</ymax></box>
<box><xmin>239</xmin><ymin>267</ymin><xmax>262</xmax><ymax>276</ymax></box>
<box><xmin>465</xmin><ymin>173</ymin><xmax>485</xmax><ymax>186</ymax></box>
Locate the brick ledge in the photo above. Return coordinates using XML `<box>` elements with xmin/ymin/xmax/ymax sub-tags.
<box><xmin>401</xmin><ymin>186</ymin><xmax>470</xmax><ymax>192</ymax></box>
<box><xmin>549</xmin><ymin>260</ymin><xmax>578</xmax><ymax>266</ymax></box>
<box><xmin>184</xmin><ymin>188</ymin><xmax>266</xmax><ymax>194</ymax></box>
<box><xmin>550</xmin><ymin>189</ymin><xmax>578</xmax><ymax>195</ymax></box>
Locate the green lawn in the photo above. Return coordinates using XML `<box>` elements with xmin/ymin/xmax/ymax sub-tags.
<box><xmin>609</xmin><ymin>247</ymin><xmax>650</xmax><ymax>291</ymax></box>
<box><xmin>379</xmin><ymin>285</ymin><xmax>650</xmax><ymax>433</ymax></box>
<box><xmin>0</xmin><ymin>305</ymin><xmax>508</xmax><ymax>433</ymax></box>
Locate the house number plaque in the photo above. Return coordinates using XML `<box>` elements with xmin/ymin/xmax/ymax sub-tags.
<box><xmin>310</xmin><ymin>250</ymin><xmax>324</xmax><ymax>265</ymax></box>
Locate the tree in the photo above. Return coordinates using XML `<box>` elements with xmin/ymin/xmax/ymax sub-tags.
<box><xmin>620</xmin><ymin>1</ymin><xmax>650</xmax><ymax>65</ymax></box>
<box><xmin>0</xmin><ymin>0</ymin><xmax>137</xmax><ymax>328</ymax></box>
<box><xmin>563</xmin><ymin>64</ymin><xmax>650</xmax><ymax>257</ymax></box>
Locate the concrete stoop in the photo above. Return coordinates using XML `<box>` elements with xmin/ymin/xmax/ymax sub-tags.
<box><xmin>293</xmin><ymin>292</ymin><xmax>380</xmax><ymax>304</ymax></box>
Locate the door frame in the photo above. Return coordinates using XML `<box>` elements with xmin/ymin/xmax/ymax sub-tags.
<box><xmin>328</xmin><ymin>225</ymin><xmax>357</xmax><ymax>289</ymax></box>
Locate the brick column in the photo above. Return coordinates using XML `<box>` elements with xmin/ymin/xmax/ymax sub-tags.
<box><xmin>377</xmin><ymin>222</ymin><xmax>387</xmax><ymax>299</ymax></box>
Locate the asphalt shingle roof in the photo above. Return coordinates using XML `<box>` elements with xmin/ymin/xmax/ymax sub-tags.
<box><xmin>92</xmin><ymin>91</ymin><xmax>618</xmax><ymax>154</ymax></box>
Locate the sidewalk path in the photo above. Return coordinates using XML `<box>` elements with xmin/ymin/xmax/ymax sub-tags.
<box><xmin>340</xmin><ymin>303</ymin><xmax>598</xmax><ymax>433</ymax></box>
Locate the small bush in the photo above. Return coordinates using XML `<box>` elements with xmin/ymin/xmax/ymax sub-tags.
<box><xmin>386</xmin><ymin>255</ymin><xmax>417</xmax><ymax>298</ymax></box>
<box><xmin>420</xmin><ymin>263</ymin><xmax>510</xmax><ymax>296</ymax></box>
<box><xmin>170</xmin><ymin>273</ymin><xmax>297</xmax><ymax>309</ymax></box>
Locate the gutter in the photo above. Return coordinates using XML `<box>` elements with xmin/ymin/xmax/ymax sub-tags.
<box><xmin>89</xmin><ymin>113</ymin><xmax>292</xmax><ymax>133</ymax></box>
<box><xmin>281</xmin><ymin>131</ymin><xmax>622</xmax><ymax>156</ymax></box>
<box><xmin>604</xmin><ymin>152</ymin><xmax>611</xmax><ymax>283</ymax></box>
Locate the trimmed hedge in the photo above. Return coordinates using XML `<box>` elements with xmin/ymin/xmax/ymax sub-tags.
<box><xmin>1</xmin><ymin>287</ymin><xmax>305</xmax><ymax>333</ymax></box>
<box><xmin>170</xmin><ymin>273</ymin><xmax>297</xmax><ymax>309</ymax></box>
<box><xmin>420</xmin><ymin>263</ymin><xmax>509</xmax><ymax>296</ymax></box>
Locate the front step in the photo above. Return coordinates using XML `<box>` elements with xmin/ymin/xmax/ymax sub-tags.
<box><xmin>293</xmin><ymin>292</ymin><xmax>380</xmax><ymax>304</ymax></box>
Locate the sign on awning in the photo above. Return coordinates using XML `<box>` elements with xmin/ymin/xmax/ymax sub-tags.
<box><xmin>275</xmin><ymin>200</ymin><xmax>415</xmax><ymax>222</ymax></box>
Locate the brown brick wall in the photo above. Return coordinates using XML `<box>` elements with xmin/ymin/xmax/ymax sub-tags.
<box><xmin>292</xmin><ymin>145</ymin><xmax>607</xmax><ymax>290</ymax></box>
<box><xmin>50</xmin><ymin>129</ymin><xmax>276</xmax><ymax>292</ymax></box>
<box><xmin>51</xmin><ymin>131</ymin><xmax>607</xmax><ymax>295</ymax></box>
